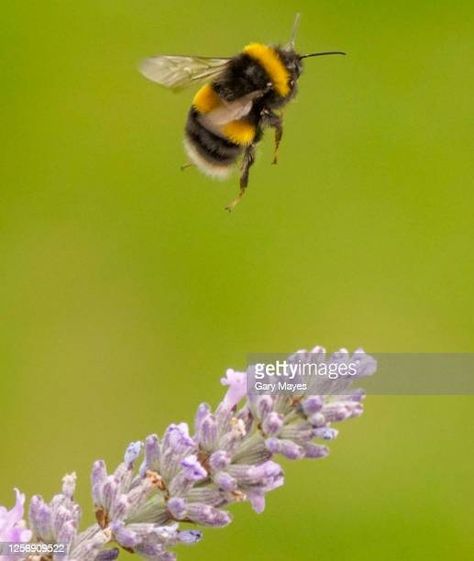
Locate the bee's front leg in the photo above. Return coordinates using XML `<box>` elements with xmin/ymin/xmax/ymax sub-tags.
<box><xmin>225</xmin><ymin>144</ymin><xmax>256</xmax><ymax>212</ymax></box>
<box><xmin>261</xmin><ymin>109</ymin><xmax>283</xmax><ymax>165</ymax></box>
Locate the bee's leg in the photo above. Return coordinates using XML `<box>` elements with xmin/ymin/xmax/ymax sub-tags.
<box><xmin>225</xmin><ymin>144</ymin><xmax>256</xmax><ymax>212</ymax></box>
<box><xmin>261</xmin><ymin>110</ymin><xmax>283</xmax><ymax>165</ymax></box>
<box><xmin>272</xmin><ymin>119</ymin><xmax>283</xmax><ymax>165</ymax></box>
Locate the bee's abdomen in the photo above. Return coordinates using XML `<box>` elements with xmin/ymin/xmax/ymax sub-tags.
<box><xmin>184</xmin><ymin>108</ymin><xmax>242</xmax><ymax>179</ymax></box>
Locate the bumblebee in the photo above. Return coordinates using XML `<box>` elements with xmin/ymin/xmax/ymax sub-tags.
<box><xmin>140</xmin><ymin>15</ymin><xmax>345</xmax><ymax>210</ymax></box>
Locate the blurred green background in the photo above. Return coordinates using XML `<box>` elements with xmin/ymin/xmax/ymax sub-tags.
<box><xmin>1</xmin><ymin>1</ymin><xmax>473</xmax><ymax>560</ymax></box>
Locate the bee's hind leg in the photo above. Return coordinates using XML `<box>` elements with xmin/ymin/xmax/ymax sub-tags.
<box><xmin>272</xmin><ymin>119</ymin><xmax>283</xmax><ymax>165</ymax></box>
<box><xmin>225</xmin><ymin>144</ymin><xmax>256</xmax><ymax>212</ymax></box>
<box><xmin>262</xmin><ymin>109</ymin><xmax>283</xmax><ymax>165</ymax></box>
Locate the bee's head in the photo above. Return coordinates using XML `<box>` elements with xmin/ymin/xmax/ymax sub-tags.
<box><xmin>278</xmin><ymin>49</ymin><xmax>304</xmax><ymax>80</ymax></box>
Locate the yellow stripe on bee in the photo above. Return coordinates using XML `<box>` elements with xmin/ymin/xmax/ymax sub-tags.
<box><xmin>221</xmin><ymin>120</ymin><xmax>256</xmax><ymax>146</ymax></box>
<box><xmin>243</xmin><ymin>43</ymin><xmax>290</xmax><ymax>97</ymax></box>
<box><xmin>192</xmin><ymin>84</ymin><xmax>222</xmax><ymax>114</ymax></box>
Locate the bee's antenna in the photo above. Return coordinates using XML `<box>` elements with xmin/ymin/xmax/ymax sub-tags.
<box><xmin>299</xmin><ymin>51</ymin><xmax>347</xmax><ymax>59</ymax></box>
<box><xmin>287</xmin><ymin>13</ymin><xmax>301</xmax><ymax>50</ymax></box>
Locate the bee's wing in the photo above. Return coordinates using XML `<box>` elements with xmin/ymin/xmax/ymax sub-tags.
<box><xmin>139</xmin><ymin>55</ymin><xmax>231</xmax><ymax>90</ymax></box>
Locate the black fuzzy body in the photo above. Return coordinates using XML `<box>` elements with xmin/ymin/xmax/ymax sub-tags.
<box><xmin>214</xmin><ymin>47</ymin><xmax>302</xmax><ymax>109</ymax></box>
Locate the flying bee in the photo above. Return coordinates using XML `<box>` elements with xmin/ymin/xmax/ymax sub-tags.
<box><xmin>139</xmin><ymin>14</ymin><xmax>345</xmax><ymax>211</ymax></box>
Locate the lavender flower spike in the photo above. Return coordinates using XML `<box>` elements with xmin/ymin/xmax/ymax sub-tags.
<box><xmin>5</xmin><ymin>345</ymin><xmax>375</xmax><ymax>561</ymax></box>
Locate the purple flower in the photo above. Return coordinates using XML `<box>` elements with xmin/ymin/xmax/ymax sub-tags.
<box><xmin>221</xmin><ymin>369</ymin><xmax>247</xmax><ymax>409</ymax></box>
<box><xmin>4</xmin><ymin>345</ymin><xmax>375</xmax><ymax>561</ymax></box>
<box><xmin>0</xmin><ymin>489</ymin><xmax>32</xmax><ymax>546</ymax></box>
<box><xmin>29</xmin><ymin>473</ymin><xmax>81</xmax><ymax>551</ymax></box>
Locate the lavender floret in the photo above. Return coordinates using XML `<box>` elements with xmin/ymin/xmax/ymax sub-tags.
<box><xmin>0</xmin><ymin>489</ymin><xmax>32</xmax><ymax>549</ymax></box>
